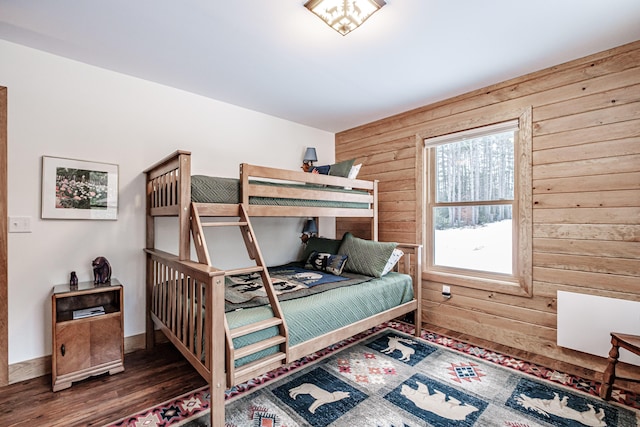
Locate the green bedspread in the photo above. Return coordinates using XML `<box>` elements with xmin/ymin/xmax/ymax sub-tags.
<box><xmin>191</xmin><ymin>175</ymin><xmax>369</xmax><ymax>208</ymax></box>
<box><xmin>226</xmin><ymin>271</ymin><xmax>414</xmax><ymax>367</ymax></box>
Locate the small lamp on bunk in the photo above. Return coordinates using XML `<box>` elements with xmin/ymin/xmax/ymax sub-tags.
<box><xmin>300</xmin><ymin>218</ymin><xmax>318</xmax><ymax>244</ymax></box>
<box><xmin>301</xmin><ymin>147</ymin><xmax>317</xmax><ymax>172</ymax></box>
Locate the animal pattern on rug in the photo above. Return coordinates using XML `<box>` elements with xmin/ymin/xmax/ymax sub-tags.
<box><xmin>506</xmin><ymin>378</ymin><xmax>616</xmax><ymax>427</ymax></box>
<box><xmin>272</xmin><ymin>367</ymin><xmax>367</xmax><ymax>427</ymax></box>
<box><xmin>221</xmin><ymin>330</ymin><xmax>638</xmax><ymax>427</ymax></box>
<box><xmin>365</xmin><ymin>331</ymin><xmax>437</xmax><ymax>366</ymax></box>
<box><xmin>387</xmin><ymin>372</ymin><xmax>488</xmax><ymax>425</ymax></box>
<box><xmin>104</xmin><ymin>323</ymin><xmax>640</xmax><ymax>427</ymax></box>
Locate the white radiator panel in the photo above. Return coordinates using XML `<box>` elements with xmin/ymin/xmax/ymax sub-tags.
<box><xmin>557</xmin><ymin>291</ymin><xmax>640</xmax><ymax>366</ymax></box>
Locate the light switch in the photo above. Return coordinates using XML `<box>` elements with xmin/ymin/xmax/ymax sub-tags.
<box><xmin>9</xmin><ymin>216</ymin><xmax>32</xmax><ymax>233</ymax></box>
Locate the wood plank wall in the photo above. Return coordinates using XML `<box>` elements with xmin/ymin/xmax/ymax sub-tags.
<box><xmin>336</xmin><ymin>41</ymin><xmax>640</xmax><ymax>373</ymax></box>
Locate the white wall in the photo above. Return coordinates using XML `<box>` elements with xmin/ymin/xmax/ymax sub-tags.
<box><xmin>557</xmin><ymin>291</ymin><xmax>640</xmax><ymax>366</ymax></box>
<box><xmin>1</xmin><ymin>40</ymin><xmax>335</xmax><ymax>365</ymax></box>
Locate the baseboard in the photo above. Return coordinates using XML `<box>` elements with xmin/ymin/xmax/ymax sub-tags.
<box><xmin>8</xmin><ymin>354</ymin><xmax>50</xmax><ymax>385</ymax></box>
<box><xmin>7</xmin><ymin>331</ymin><xmax>164</xmax><ymax>385</ymax></box>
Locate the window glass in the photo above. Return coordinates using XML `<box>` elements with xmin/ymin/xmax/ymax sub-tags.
<box><xmin>427</xmin><ymin>124</ymin><xmax>516</xmax><ymax>277</ymax></box>
<box><xmin>433</xmin><ymin>205</ymin><xmax>512</xmax><ymax>274</ymax></box>
<box><xmin>435</xmin><ymin>131</ymin><xmax>514</xmax><ymax>203</ymax></box>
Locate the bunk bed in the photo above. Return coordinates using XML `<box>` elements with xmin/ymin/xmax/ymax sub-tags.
<box><xmin>144</xmin><ymin>150</ymin><xmax>422</xmax><ymax>427</ymax></box>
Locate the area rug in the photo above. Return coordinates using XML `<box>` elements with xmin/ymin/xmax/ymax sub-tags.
<box><xmin>105</xmin><ymin>322</ymin><xmax>639</xmax><ymax>426</ymax></box>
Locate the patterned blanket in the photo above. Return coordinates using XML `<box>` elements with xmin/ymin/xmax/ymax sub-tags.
<box><xmin>225</xmin><ymin>263</ymin><xmax>371</xmax><ymax>311</ymax></box>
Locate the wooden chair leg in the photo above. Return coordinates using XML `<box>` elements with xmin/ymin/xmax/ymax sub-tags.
<box><xmin>600</xmin><ymin>335</ymin><xmax>620</xmax><ymax>400</ymax></box>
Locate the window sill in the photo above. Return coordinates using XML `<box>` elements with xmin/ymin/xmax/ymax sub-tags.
<box><xmin>422</xmin><ymin>269</ymin><xmax>531</xmax><ymax>297</ymax></box>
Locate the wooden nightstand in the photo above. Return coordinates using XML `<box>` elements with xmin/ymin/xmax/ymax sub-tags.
<box><xmin>51</xmin><ymin>279</ymin><xmax>124</xmax><ymax>392</ymax></box>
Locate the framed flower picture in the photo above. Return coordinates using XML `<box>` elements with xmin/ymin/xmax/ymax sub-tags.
<box><xmin>41</xmin><ymin>156</ymin><xmax>118</xmax><ymax>220</ymax></box>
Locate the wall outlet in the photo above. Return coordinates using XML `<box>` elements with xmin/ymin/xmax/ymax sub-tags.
<box><xmin>442</xmin><ymin>285</ymin><xmax>451</xmax><ymax>298</ymax></box>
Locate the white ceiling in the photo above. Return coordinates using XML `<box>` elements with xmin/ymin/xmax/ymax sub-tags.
<box><xmin>1</xmin><ymin>0</ymin><xmax>639</xmax><ymax>133</ymax></box>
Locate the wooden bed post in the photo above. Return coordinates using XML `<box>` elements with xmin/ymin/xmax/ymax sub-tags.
<box><xmin>413</xmin><ymin>245</ymin><xmax>422</xmax><ymax>336</ymax></box>
<box><xmin>239</xmin><ymin>163</ymin><xmax>249</xmax><ymax>206</ymax></box>
<box><xmin>208</xmin><ymin>273</ymin><xmax>226</xmax><ymax>427</ymax></box>
<box><xmin>178</xmin><ymin>152</ymin><xmax>191</xmax><ymax>261</ymax></box>
<box><xmin>145</xmin><ymin>257</ymin><xmax>155</xmax><ymax>349</ymax></box>
<box><xmin>145</xmin><ymin>169</ymin><xmax>156</xmax><ymax>349</ymax></box>
<box><xmin>372</xmin><ymin>180</ymin><xmax>379</xmax><ymax>241</ymax></box>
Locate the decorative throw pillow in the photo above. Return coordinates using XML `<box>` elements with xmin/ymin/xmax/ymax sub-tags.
<box><xmin>381</xmin><ymin>248</ymin><xmax>404</xmax><ymax>276</ymax></box>
<box><xmin>348</xmin><ymin>163</ymin><xmax>362</xmax><ymax>180</ymax></box>
<box><xmin>328</xmin><ymin>158</ymin><xmax>356</xmax><ymax>178</ymax></box>
<box><xmin>337</xmin><ymin>232</ymin><xmax>397</xmax><ymax>278</ymax></box>
<box><xmin>305</xmin><ymin>251</ymin><xmax>349</xmax><ymax>276</ymax></box>
<box><xmin>309</xmin><ymin>165</ymin><xmax>330</xmax><ymax>174</ymax></box>
<box><xmin>300</xmin><ymin>236</ymin><xmax>344</xmax><ymax>262</ymax></box>
<box><xmin>344</xmin><ymin>163</ymin><xmax>362</xmax><ymax>190</ymax></box>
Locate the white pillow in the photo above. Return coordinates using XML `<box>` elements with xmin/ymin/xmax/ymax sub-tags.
<box><xmin>345</xmin><ymin>163</ymin><xmax>362</xmax><ymax>190</ymax></box>
<box><xmin>381</xmin><ymin>248</ymin><xmax>404</xmax><ymax>276</ymax></box>
<box><xmin>348</xmin><ymin>163</ymin><xmax>362</xmax><ymax>179</ymax></box>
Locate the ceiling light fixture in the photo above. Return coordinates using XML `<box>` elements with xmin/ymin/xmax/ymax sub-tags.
<box><xmin>304</xmin><ymin>0</ymin><xmax>386</xmax><ymax>36</ymax></box>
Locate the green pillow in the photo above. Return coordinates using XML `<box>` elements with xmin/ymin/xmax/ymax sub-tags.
<box><xmin>337</xmin><ymin>232</ymin><xmax>397</xmax><ymax>278</ymax></box>
<box><xmin>300</xmin><ymin>236</ymin><xmax>343</xmax><ymax>262</ymax></box>
<box><xmin>328</xmin><ymin>159</ymin><xmax>355</xmax><ymax>178</ymax></box>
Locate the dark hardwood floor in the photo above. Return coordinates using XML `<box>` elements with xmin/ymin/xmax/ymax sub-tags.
<box><xmin>1</xmin><ymin>324</ymin><xmax>636</xmax><ymax>426</ymax></box>
<box><xmin>0</xmin><ymin>343</ymin><xmax>207</xmax><ymax>427</ymax></box>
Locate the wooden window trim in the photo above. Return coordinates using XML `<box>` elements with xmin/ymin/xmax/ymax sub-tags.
<box><xmin>421</xmin><ymin>106</ymin><xmax>532</xmax><ymax>297</ymax></box>
<box><xmin>1</xmin><ymin>86</ymin><xmax>7</xmax><ymax>386</ymax></box>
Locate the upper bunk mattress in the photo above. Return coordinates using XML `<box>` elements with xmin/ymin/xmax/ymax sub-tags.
<box><xmin>191</xmin><ymin>175</ymin><xmax>369</xmax><ymax>208</ymax></box>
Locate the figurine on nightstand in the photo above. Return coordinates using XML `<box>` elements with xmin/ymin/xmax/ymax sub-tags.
<box><xmin>92</xmin><ymin>256</ymin><xmax>112</xmax><ymax>285</ymax></box>
<box><xmin>69</xmin><ymin>271</ymin><xmax>78</xmax><ymax>290</ymax></box>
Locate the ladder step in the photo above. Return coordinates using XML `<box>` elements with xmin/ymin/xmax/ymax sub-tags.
<box><xmin>229</xmin><ymin>317</ymin><xmax>283</xmax><ymax>339</ymax></box>
<box><xmin>234</xmin><ymin>336</ymin><xmax>286</xmax><ymax>360</ymax></box>
<box><xmin>226</xmin><ymin>266</ymin><xmax>265</xmax><ymax>276</ymax></box>
<box><xmin>201</xmin><ymin>221</ymin><xmax>248</xmax><ymax>227</ymax></box>
<box><xmin>234</xmin><ymin>352</ymin><xmax>286</xmax><ymax>385</ymax></box>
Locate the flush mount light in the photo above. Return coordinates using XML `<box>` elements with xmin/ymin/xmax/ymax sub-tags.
<box><xmin>304</xmin><ymin>0</ymin><xmax>386</xmax><ymax>36</ymax></box>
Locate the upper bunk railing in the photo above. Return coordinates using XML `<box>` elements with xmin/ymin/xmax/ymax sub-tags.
<box><xmin>239</xmin><ymin>163</ymin><xmax>378</xmax><ymax>219</ymax></box>
<box><xmin>144</xmin><ymin>150</ymin><xmax>192</xmax><ymax>259</ymax></box>
<box><xmin>144</xmin><ymin>150</ymin><xmax>192</xmax><ymax>216</ymax></box>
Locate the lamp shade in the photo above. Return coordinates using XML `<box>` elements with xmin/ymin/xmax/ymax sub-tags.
<box><xmin>302</xmin><ymin>218</ymin><xmax>318</xmax><ymax>234</ymax></box>
<box><xmin>303</xmin><ymin>147</ymin><xmax>318</xmax><ymax>163</ymax></box>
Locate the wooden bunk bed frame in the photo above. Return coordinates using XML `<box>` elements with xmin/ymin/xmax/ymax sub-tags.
<box><xmin>144</xmin><ymin>150</ymin><xmax>422</xmax><ymax>427</ymax></box>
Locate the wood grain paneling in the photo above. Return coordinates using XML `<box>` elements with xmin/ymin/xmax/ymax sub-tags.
<box><xmin>534</xmin><ymin>118</ymin><xmax>640</xmax><ymax>150</ymax></box>
<box><xmin>533</xmin><ymin>172</ymin><xmax>640</xmax><ymax>194</ymax></box>
<box><xmin>336</xmin><ymin>40</ymin><xmax>640</xmax><ymax>372</ymax></box>
<box><xmin>533</xmin><ymin>224</ymin><xmax>640</xmax><ymax>241</ymax></box>
<box><xmin>0</xmin><ymin>87</ymin><xmax>7</xmax><ymax>387</ymax></box>
<box><xmin>533</xmin><ymin>137</ymin><xmax>640</xmax><ymax>165</ymax></box>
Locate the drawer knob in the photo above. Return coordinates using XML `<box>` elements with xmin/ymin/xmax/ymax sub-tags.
<box><xmin>61</xmin><ymin>344</ymin><xmax>65</xmax><ymax>357</ymax></box>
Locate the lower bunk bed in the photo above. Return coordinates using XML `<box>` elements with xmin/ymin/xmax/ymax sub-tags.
<box><xmin>145</xmin><ymin>239</ymin><xmax>422</xmax><ymax>427</ymax></box>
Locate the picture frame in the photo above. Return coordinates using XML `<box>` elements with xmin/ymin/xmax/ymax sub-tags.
<box><xmin>41</xmin><ymin>156</ymin><xmax>119</xmax><ymax>220</ymax></box>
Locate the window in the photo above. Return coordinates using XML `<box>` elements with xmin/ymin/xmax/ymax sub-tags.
<box><xmin>423</xmin><ymin>109</ymin><xmax>532</xmax><ymax>295</ymax></box>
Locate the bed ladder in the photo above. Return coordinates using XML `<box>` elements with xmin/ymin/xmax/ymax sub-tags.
<box><xmin>190</xmin><ymin>203</ymin><xmax>289</xmax><ymax>387</ymax></box>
